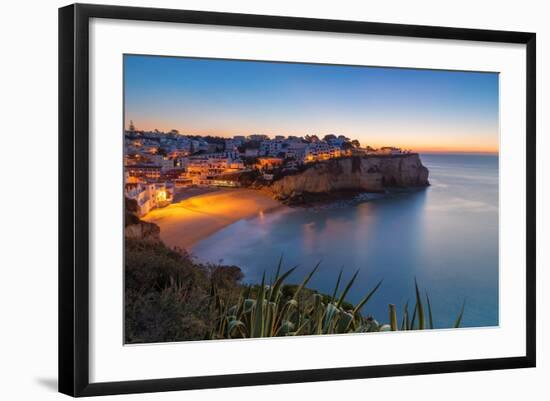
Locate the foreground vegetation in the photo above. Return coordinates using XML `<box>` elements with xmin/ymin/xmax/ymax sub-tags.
<box><xmin>210</xmin><ymin>258</ymin><xmax>465</xmax><ymax>338</ymax></box>
<box><xmin>125</xmin><ymin>239</ymin><xmax>465</xmax><ymax>344</ymax></box>
<box><xmin>125</xmin><ymin>238</ymin><xmax>243</xmax><ymax>343</ymax></box>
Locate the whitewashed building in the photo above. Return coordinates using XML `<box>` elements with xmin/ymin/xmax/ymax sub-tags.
<box><xmin>125</xmin><ymin>182</ymin><xmax>174</xmax><ymax>217</ymax></box>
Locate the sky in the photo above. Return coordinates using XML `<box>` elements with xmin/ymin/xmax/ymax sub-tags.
<box><xmin>124</xmin><ymin>55</ymin><xmax>499</xmax><ymax>154</ymax></box>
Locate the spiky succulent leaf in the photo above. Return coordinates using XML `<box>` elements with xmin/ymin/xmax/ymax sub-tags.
<box><xmin>352</xmin><ymin>280</ymin><xmax>383</xmax><ymax>315</ymax></box>
<box><xmin>426</xmin><ymin>292</ymin><xmax>434</xmax><ymax>329</ymax></box>
<box><xmin>414</xmin><ymin>279</ymin><xmax>425</xmax><ymax>330</ymax></box>
<box><xmin>336</xmin><ymin>270</ymin><xmax>359</xmax><ymax>309</ymax></box>
<box><xmin>454</xmin><ymin>300</ymin><xmax>466</xmax><ymax>328</ymax></box>
<box><xmin>292</xmin><ymin>261</ymin><xmax>321</xmax><ymax>302</ymax></box>
<box><xmin>252</xmin><ymin>273</ymin><xmax>266</xmax><ymax>337</ymax></box>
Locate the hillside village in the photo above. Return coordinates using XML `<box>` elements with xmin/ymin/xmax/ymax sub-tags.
<box><xmin>124</xmin><ymin>122</ymin><xmax>410</xmax><ymax>216</ymax></box>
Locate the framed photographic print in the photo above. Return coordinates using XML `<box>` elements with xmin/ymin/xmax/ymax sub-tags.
<box><xmin>58</xmin><ymin>3</ymin><xmax>536</xmax><ymax>397</ymax></box>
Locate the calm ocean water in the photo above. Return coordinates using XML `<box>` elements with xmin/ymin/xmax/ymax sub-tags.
<box><xmin>192</xmin><ymin>154</ymin><xmax>499</xmax><ymax>329</ymax></box>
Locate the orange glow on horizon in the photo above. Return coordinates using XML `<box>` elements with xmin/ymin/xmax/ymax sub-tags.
<box><xmin>126</xmin><ymin>119</ymin><xmax>499</xmax><ymax>155</ymax></box>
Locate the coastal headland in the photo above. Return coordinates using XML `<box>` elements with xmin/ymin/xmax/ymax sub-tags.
<box><xmin>270</xmin><ymin>154</ymin><xmax>429</xmax><ymax>204</ymax></box>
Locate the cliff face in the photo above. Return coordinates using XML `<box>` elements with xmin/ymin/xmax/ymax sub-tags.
<box><xmin>125</xmin><ymin>220</ymin><xmax>161</xmax><ymax>242</ymax></box>
<box><xmin>270</xmin><ymin>154</ymin><xmax>429</xmax><ymax>202</ymax></box>
<box><xmin>125</xmin><ymin>197</ymin><xmax>161</xmax><ymax>242</ymax></box>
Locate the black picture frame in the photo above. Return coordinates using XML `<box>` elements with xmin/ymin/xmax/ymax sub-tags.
<box><xmin>59</xmin><ymin>3</ymin><xmax>536</xmax><ymax>397</ymax></box>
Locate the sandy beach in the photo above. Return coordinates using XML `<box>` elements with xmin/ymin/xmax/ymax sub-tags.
<box><xmin>142</xmin><ymin>188</ymin><xmax>284</xmax><ymax>250</ymax></box>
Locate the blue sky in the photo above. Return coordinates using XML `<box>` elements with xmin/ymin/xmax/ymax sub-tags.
<box><xmin>124</xmin><ymin>55</ymin><xmax>499</xmax><ymax>153</ymax></box>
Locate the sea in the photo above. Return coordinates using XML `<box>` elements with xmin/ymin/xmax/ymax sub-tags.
<box><xmin>192</xmin><ymin>154</ymin><xmax>499</xmax><ymax>329</ymax></box>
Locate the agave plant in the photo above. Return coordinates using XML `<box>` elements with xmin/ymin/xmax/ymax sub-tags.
<box><xmin>209</xmin><ymin>257</ymin><xmax>465</xmax><ymax>339</ymax></box>
<box><xmin>389</xmin><ymin>279</ymin><xmax>466</xmax><ymax>332</ymax></box>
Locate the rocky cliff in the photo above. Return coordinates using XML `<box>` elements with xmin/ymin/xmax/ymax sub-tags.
<box><xmin>125</xmin><ymin>197</ymin><xmax>161</xmax><ymax>242</ymax></box>
<box><xmin>270</xmin><ymin>154</ymin><xmax>429</xmax><ymax>203</ymax></box>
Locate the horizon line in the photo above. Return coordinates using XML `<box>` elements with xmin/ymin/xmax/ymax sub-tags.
<box><xmin>125</xmin><ymin>127</ymin><xmax>498</xmax><ymax>155</ymax></box>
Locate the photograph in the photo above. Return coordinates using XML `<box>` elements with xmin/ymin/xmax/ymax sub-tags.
<box><xmin>123</xmin><ymin>54</ymin><xmax>499</xmax><ymax>344</ymax></box>
<box><xmin>0</xmin><ymin>0</ymin><xmax>541</xmax><ymax>398</ymax></box>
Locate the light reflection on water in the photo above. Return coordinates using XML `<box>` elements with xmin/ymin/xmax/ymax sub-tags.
<box><xmin>192</xmin><ymin>154</ymin><xmax>499</xmax><ymax>329</ymax></box>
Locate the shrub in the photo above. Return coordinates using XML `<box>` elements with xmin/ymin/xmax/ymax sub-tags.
<box><xmin>125</xmin><ymin>239</ymin><xmax>242</xmax><ymax>343</ymax></box>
